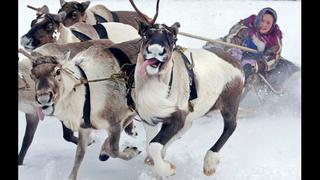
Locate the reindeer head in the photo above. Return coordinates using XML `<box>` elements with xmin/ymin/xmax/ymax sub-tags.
<box><xmin>58</xmin><ymin>0</ymin><xmax>90</xmax><ymax>27</ymax></box>
<box><xmin>18</xmin><ymin>48</ymin><xmax>67</xmax><ymax>116</ymax></box>
<box><xmin>20</xmin><ymin>5</ymin><xmax>66</xmax><ymax>51</ymax></box>
<box><xmin>129</xmin><ymin>0</ymin><xmax>180</xmax><ymax>76</ymax></box>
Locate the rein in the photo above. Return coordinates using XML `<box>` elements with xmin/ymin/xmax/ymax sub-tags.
<box><xmin>61</xmin><ymin>67</ymin><xmax>127</xmax><ymax>91</ymax></box>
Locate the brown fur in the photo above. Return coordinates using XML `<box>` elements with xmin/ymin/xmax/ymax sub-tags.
<box><xmin>212</xmin><ymin>77</ymin><xmax>243</xmax><ymax>112</ymax></box>
<box><xmin>107</xmin><ymin>38</ymin><xmax>142</xmax><ymax>64</ymax></box>
<box><xmin>58</xmin><ymin>1</ymin><xmax>151</xmax><ymax>29</ymax></box>
<box><xmin>204</xmin><ymin>46</ymin><xmax>243</xmax><ymax>70</ymax></box>
<box><xmin>114</xmin><ymin>11</ymin><xmax>151</xmax><ymax>30</ymax></box>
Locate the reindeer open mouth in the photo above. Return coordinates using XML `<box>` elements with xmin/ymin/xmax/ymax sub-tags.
<box><xmin>140</xmin><ymin>57</ymin><xmax>165</xmax><ymax>76</ymax></box>
<box><xmin>36</xmin><ymin>93</ymin><xmax>56</xmax><ymax>117</ymax></box>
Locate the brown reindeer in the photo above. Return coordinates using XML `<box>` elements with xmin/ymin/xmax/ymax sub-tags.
<box><xmin>21</xmin><ymin>5</ymin><xmax>140</xmax><ymax>51</ymax></box>
<box><xmin>18</xmin><ymin>39</ymin><xmax>140</xmax><ymax>165</ymax></box>
<box><xmin>25</xmin><ymin>38</ymin><xmax>142</xmax><ymax>179</ymax></box>
<box><xmin>58</xmin><ymin>0</ymin><xmax>151</xmax><ymax>29</ymax></box>
<box><xmin>129</xmin><ymin>0</ymin><xmax>244</xmax><ymax>177</ymax></box>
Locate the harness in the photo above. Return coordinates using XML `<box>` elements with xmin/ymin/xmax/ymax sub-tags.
<box><xmin>71</xmin><ymin>23</ymin><xmax>109</xmax><ymax>42</ymax></box>
<box><xmin>93</xmin><ymin>13</ymin><xmax>108</xmax><ymax>23</ymax></box>
<box><xmin>170</xmin><ymin>46</ymin><xmax>198</xmax><ymax>112</ymax></box>
<box><xmin>110</xmin><ymin>11</ymin><xmax>120</xmax><ymax>22</ymax></box>
<box><xmin>108</xmin><ymin>48</ymin><xmax>136</xmax><ymax>111</ymax></box>
<box><xmin>74</xmin><ymin>63</ymin><xmax>91</xmax><ymax>128</ymax></box>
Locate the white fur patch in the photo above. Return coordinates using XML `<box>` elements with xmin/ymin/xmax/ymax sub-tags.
<box><xmin>148</xmin><ymin>142</ymin><xmax>175</xmax><ymax>176</ymax></box>
<box><xmin>102</xmin><ymin>22</ymin><xmax>140</xmax><ymax>43</ymax></box>
<box><xmin>146</xmin><ymin>65</ymin><xmax>160</xmax><ymax>75</ymax></box>
<box><xmin>53</xmin><ymin>30</ymin><xmax>61</xmax><ymax>41</ymax></box>
<box><xmin>20</xmin><ymin>36</ymin><xmax>33</xmax><ymax>51</ymax></box>
<box><xmin>35</xmin><ymin>17</ymin><xmax>45</xmax><ymax>24</ymax></box>
<box><xmin>144</xmin><ymin>44</ymin><xmax>166</xmax><ymax>62</ymax></box>
<box><xmin>136</xmin><ymin>80</ymin><xmax>176</xmax><ymax>124</ymax></box>
<box><xmin>203</xmin><ymin>151</ymin><xmax>219</xmax><ymax>175</ymax></box>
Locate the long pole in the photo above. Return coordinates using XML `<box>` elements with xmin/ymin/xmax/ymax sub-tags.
<box><xmin>178</xmin><ymin>31</ymin><xmax>258</xmax><ymax>53</ymax></box>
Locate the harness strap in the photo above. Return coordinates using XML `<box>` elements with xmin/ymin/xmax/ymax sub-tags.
<box><xmin>110</xmin><ymin>11</ymin><xmax>120</xmax><ymax>22</ymax></box>
<box><xmin>93</xmin><ymin>13</ymin><xmax>108</xmax><ymax>23</ymax></box>
<box><xmin>108</xmin><ymin>48</ymin><xmax>136</xmax><ymax>111</ymax></box>
<box><xmin>176</xmin><ymin>47</ymin><xmax>198</xmax><ymax>101</ymax></box>
<box><xmin>71</xmin><ymin>29</ymin><xmax>92</xmax><ymax>42</ymax></box>
<box><xmin>74</xmin><ymin>63</ymin><xmax>91</xmax><ymax>128</ymax></box>
<box><xmin>93</xmin><ymin>24</ymin><xmax>109</xmax><ymax>39</ymax></box>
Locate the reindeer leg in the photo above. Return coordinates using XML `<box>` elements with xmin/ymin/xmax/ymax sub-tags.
<box><xmin>99</xmin><ymin>124</ymin><xmax>141</xmax><ymax>161</ymax></box>
<box><xmin>203</xmin><ymin>83</ymin><xmax>241</xmax><ymax>176</ymax></box>
<box><xmin>143</xmin><ymin>122</ymin><xmax>160</xmax><ymax>166</ymax></box>
<box><xmin>68</xmin><ymin>128</ymin><xmax>91</xmax><ymax>180</ymax></box>
<box><xmin>62</xmin><ymin>122</ymin><xmax>95</xmax><ymax>146</ymax></box>
<box><xmin>62</xmin><ymin>122</ymin><xmax>78</xmax><ymax>144</ymax></box>
<box><xmin>147</xmin><ymin>110</ymin><xmax>186</xmax><ymax>177</ymax></box>
<box><xmin>18</xmin><ymin>113</ymin><xmax>39</xmax><ymax>165</ymax></box>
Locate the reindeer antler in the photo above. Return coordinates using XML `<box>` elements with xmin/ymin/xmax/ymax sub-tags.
<box><xmin>27</xmin><ymin>5</ymin><xmax>49</xmax><ymax>16</ymax></box>
<box><xmin>128</xmin><ymin>0</ymin><xmax>160</xmax><ymax>25</ymax></box>
<box><xmin>150</xmin><ymin>0</ymin><xmax>160</xmax><ymax>25</ymax></box>
<box><xmin>27</xmin><ymin>5</ymin><xmax>40</xmax><ymax>12</ymax></box>
<box><xmin>18</xmin><ymin>48</ymin><xmax>36</xmax><ymax>61</ymax></box>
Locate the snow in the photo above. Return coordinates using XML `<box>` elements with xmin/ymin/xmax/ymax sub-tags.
<box><xmin>18</xmin><ymin>0</ymin><xmax>301</xmax><ymax>180</ymax></box>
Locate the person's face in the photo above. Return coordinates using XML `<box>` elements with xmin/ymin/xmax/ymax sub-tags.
<box><xmin>259</xmin><ymin>13</ymin><xmax>274</xmax><ymax>34</ymax></box>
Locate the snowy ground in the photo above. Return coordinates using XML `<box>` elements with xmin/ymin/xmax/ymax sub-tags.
<box><xmin>18</xmin><ymin>0</ymin><xmax>301</xmax><ymax>180</ymax></box>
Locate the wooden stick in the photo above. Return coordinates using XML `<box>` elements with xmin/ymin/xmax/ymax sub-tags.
<box><xmin>27</xmin><ymin>5</ymin><xmax>39</xmax><ymax>12</ymax></box>
<box><xmin>178</xmin><ymin>31</ymin><xmax>258</xmax><ymax>53</ymax></box>
<box><xmin>18</xmin><ymin>48</ymin><xmax>36</xmax><ymax>61</ymax></box>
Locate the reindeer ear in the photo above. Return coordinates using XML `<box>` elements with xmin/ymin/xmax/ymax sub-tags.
<box><xmin>81</xmin><ymin>1</ymin><xmax>91</xmax><ymax>12</ymax></box>
<box><xmin>54</xmin><ymin>11</ymin><xmax>66</xmax><ymax>22</ymax></box>
<box><xmin>170</xmin><ymin>22</ymin><xmax>180</xmax><ymax>36</ymax></box>
<box><xmin>60</xmin><ymin>0</ymin><xmax>67</xmax><ymax>7</ymax></box>
<box><xmin>63</xmin><ymin>50</ymin><xmax>71</xmax><ymax>61</ymax></box>
<box><xmin>138</xmin><ymin>20</ymin><xmax>149</xmax><ymax>37</ymax></box>
<box><xmin>39</xmin><ymin>5</ymin><xmax>49</xmax><ymax>14</ymax></box>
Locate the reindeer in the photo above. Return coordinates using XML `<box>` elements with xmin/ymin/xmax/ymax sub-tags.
<box><xmin>18</xmin><ymin>40</ymin><xmax>138</xmax><ymax>165</ymax></box>
<box><xmin>58</xmin><ymin>0</ymin><xmax>151</xmax><ymax>29</ymax></box>
<box><xmin>25</xmin><ymin>38</ymin><xmax>142</xmax><ymax>179</ymax></box>
<box><xmin>20</xmin><ymin>5</ymin><xmax>140</xmax><ymax>51</ymax></box>
<box><xmin>128</xmin><ymin>0</ymin><xmax>244</xmax><ymax>177</ymax></box>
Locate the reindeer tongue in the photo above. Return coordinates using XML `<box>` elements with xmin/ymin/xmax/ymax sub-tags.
<box><xmin>37</xmin><ymin>107</ymin><xmax>45</xmax><ymax>121</ymax></box>
<box><xmin>140</xmin><ymin>58</ymin><xmax>159</xmax><ymax>78</ymax></box>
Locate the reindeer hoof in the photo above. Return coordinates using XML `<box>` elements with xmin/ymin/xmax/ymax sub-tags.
<box><xmin>144</xmin><ymin>156</ymin><xmax>154</xmax><ymax>166</ymax></box>
<box><xmin>123</xmin><ymin>146</ymin><xmax>141</xmax><ymax>160</ymax></box>
<box><xmin>203</xmin><ymin>151</ymin><xmax>219</xmax><ymax>176</ymax></box>
<box><xmin>154</xmin><ymin>161</ymin><xmax>176</xmax><ymax>176</ymax></box>
<box><xmin>203</xmin><ymin>167</ymin><xmax>216</xmax><ymax>176</ymax></box>
<box><xmin>99</xmin><ymin>153</ymin><xmax>110</xmax><ymax>161</ymax></box>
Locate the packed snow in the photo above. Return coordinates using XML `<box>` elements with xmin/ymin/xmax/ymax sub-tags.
<box><xmin>18</xmin><ymin>0</ymin><xmax>301</xmax><ymax>180</ymax></box>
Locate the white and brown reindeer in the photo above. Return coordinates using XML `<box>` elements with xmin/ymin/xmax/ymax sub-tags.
<box><xmin>20</xmin><ymin>5</ymin><xmax>140</xmax><ymax>51</ymax></box>
<box><xmin>58</xmin><ymin>0</ymin><xmax>151</xmax><ymax>29</ymax></box>
<box><xmin>24</xmin><ymin>38</ymin><xmax>143</xmax><ymax>179</ymax></box>
<box><xmin>129</xmin><ymin>0</ymin><xmax>245</xmax><ymax>177</ymax></box>
<box><xmin>18</xmin><ymin>40</ymin><xmax>119</xmax><ymax>165</ymax></box>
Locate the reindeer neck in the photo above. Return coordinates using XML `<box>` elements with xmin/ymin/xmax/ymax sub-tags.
<box><xmin>54</xmin><ymin>62</ymin><xmax>86</xmax><ymax>131</ymax></box>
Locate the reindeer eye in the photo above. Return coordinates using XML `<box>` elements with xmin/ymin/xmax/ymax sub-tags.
<box><xmin>46</xmin><ymin>23</ymin><xmax>54</xmax><ymax>31</ymax></box>
<box><xmin>56</xmin><ymin>69</ymin><xmax>61</xmax><ymax>76</ymax></box>
<box><xmin>72</xmin><ymin>11</ymin><xmax>78</xmax><ymax>19</ymax></box>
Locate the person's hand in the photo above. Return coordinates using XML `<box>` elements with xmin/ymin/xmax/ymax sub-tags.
<box><xmin>255</xmin><ymin>60</ymin><xmax>268</xmax><ymax>75</ymax></box>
